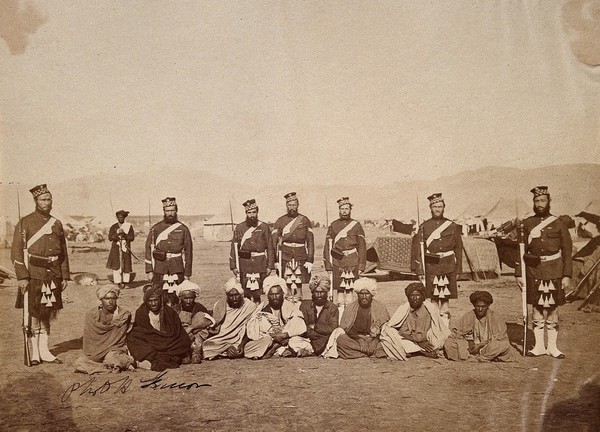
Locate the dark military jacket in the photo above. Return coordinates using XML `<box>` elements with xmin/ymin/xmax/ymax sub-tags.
<box><xmin>229</xmin><ymin>220</ymin><xmax>275</xmax><ymax>273</ymax></box>
<box><xmin>271</xmin><ymin>213</ymin><xmax>314</xmax><ymax>263</ymax></box>
<box><xmin>411</xmin><ymin>217</ymin><xmax>463</xmax><ymax>276</ymax></box>
<box><xmin>145</xmin><ymin>220</ymin><xmax>193</xmax><ymax>277</ymax></box>
<box><xmin>515</xmin><ymin>214</ymin><xmax>572</xmax><ymax>280</ymax></box>
<box><xmin>11</xmin><ymin>210</ymin><xmax>70</xmax><ymax>281</ymax></box>
<box><xmin>323</xmin><ymin>218</ymin><xmax>367</xmax><ymax>271</ymax></box>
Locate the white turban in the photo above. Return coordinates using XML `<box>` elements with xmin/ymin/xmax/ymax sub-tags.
<box><xmin>353</xmin><ymin>278</ymin><xmax>377</xmax><ymax>296</ymax></box>
<box><xmin>262</xmin><ymin>275</ymin><xmax>288</xmax><ymax>295</ymax></box>
<box><xmin>177</xmin><ymin>280</ymin><xmax>201</xmax><ymax>297</ymax></box>
<box><xmin>224</xmin><ymin>277</ymin><xmax>244</xmax><ymax>294</ymax></box>
<box><xmin>96</xmin><ymin>284</ymin><xmax>120</xmax><ymax>300</ymax></box>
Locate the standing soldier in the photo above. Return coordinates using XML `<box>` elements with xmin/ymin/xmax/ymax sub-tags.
<box><xmin>106</xmin><ymin>210</ymin><xmax>135</xmax><ymax>288</ymax></box>
<box><xmin>271</xmin><ymin>192</ymin><xmax>315</xmax><ymax>301</ymax></box>
<box><xmin>323</xmin><ymin>197</ymin><xmax>366</xmax><ymax>315</ymax></box>
<box><xmin>145</xmin><ymin>197</ymin><xmax>193</xmax><ymax>308</ymax></box>
<box><xmin>515</xmin><ymin>186</ymin><xmax>571</xmax><ymax>359</ymax></box>
<box><xmin>230</xmin><ymin>199</ymin><xmax>275</xmax><ymax>304</ymax></box>
<box><xmin>411</xmin><ymin>193</ymin><xmax>462</xmax><ymax>326</ymax></box>
<box><xmin>12</xmin><ymin>184</ymin><xmax>69</xmax><ymax>365</ymax></box>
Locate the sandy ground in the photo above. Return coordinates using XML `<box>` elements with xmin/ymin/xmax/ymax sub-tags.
<box><xmin>0</xmin><ymin>227</ymin><xmax>599</xmax><ymax>432</ymax></box>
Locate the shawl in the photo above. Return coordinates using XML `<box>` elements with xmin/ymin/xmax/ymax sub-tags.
<box><xmin>83</xmin><ymin>306</ymin><xmax>131</xmax><ymax>362</ymax></box>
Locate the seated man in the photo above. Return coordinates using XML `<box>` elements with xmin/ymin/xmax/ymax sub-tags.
<box><xmin>323</xmin><ymin>278</ymin><xmax>389</xmax><ymax>359</ymax></box>
<box><xmin>74</xmin><ymin>285</ymin><xmax>135</xmax><ymax>374</ymax></box>
<box><xmin>127</xmin><ymin>284</ymin><xmax>192</xmax><ymax>371</ymax></box>
<box><xmin>380</xmin><ymin>282</ymin><xmax>450</xmax><ymax>360</ymax></box>
<box><xmin>202</xmin><ymin>277</ymin><xmax>256</xmax><ymax>360</ymax></box>
<box><xmin>244</xmin><ymin>275</ymin><xmax>306</xmax><ymax>359</ymax></box>
<box><xmin>288</xmin><ymin>274</ymin><xmax>339</xmax><ymax>357</ymax></box>
<box><xmin>177</xmin><ymin>280</ymin><xmax>214</xmax><ymax>364</ymax></box>
<box><xmin>444</xmin><ymin>290</ymin><xmax>517</xmax><ymax>362</ymax></box>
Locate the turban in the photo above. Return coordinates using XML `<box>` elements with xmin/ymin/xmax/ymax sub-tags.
<box><xmin>354</xmin><ymin>278</ymin><xmax>377</xmax><ymax>296</ymax></box>
<box><xmin>469</xmin><ymin>291</ymin><xmax>493</xmax><ymax>305</ymax></box>
<box><xmin>308</xmin><ymin>274</ymin><xmax>331</xmax><ymax>292</ymax></box>
<box><xmin>405</xmin><ymin>282</ymin><xmax>427</xmax><ymax>297</ymax></box>
<box><xmin>143</xmin><ymin>283</ymin><xmax>163</xmax><ymax>302</ymax></box>
<box><xmin>224</xmin><ymin>277</ymin><xmax>244</xmax><ymax>294</ymax></box>
<box><xmin>177</xmin><ymin>280</ymin><xmax>201</xmax><ymax>297</ymax></box>
<box><xmin>115</xmin><ymin>210</ymin><xmax>129</xmax><ymax>218</ymax></box>
<box><xmin>263</xmin><ymin>275</ymin><xmax>288</xmax><ymax>295</ymax></box>
<box><xmin>96</xmin><ymin>284</ymin><xmax>120</xmax><ymax>300</ymax></box>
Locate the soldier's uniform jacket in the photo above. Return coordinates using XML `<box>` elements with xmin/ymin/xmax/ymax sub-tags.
<box><xmin>145</xmin><ymin>220</ymin><xmax>193</xmax><ymax>277</ymax></box>
<box><xmin>515</xmin><ymin>214</ymin><xmax>572</xmax><ymax>280</ymax></box>
<box><xmin>11</xmin><ymin>210</ymin><xmax>70</xmax><ymax>281</ymax></box>
<box><xmin>271</xmin><ymin>213</ymin><xmax>314</xmax><ymax>263</ymax></box>
<box><xmin>411</xmin><ymin>217</ymin><xmax>463</xmax><ymax>276</ymax></box>
<box><xmin>230</xmin><ymin>220</ymin><xmax>275</xmax><ymax>273</ymax></box>
<box><xmin>323</xmin><ymin>218</ymin><xmax>367</xmax><ymax>272</ymax></box>
<box><xmin>106</xmin><ymin>222</ymin><xmax>135</xmax><ymax>272</ymax></box>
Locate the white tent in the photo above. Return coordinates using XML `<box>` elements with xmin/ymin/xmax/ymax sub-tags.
<box><xmin>483</xmin><ymin>198</ymin><xmax>531</xmax><ymax>229</ymax></box>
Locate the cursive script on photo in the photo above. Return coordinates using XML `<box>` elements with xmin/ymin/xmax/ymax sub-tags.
<box><xmin>61</xmin><ymin>375</ymin><xmax>133</xmax><ymax>402</ymax></box>
<box><xmin>61</xmin><ymin>371</ymin><xmax>211</xmax><ymax>402</ymax></box>
<box><xmin>139</xmin><ymin>371</ymin><xmax>211</xmax><ymax>390</ymax></box>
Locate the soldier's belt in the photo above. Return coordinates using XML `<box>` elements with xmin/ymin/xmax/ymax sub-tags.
<box><xmin>283</xmin><ymin>242</ymin><xmax>305</xmax><ymax>247</ymax></box>
<box><xmin>166</xmin><ymin>252</ymin><xmax>182</xmax><ymax>258</ymax></box>
<box><xmin>250</xmin><ymin>251</ymin><xmax>266</xmax><ymax>257</ymax></box>
<box><xmin>430</xmin><ymin>251</ymin><xmax>455</xmax><ymax>258</ymax></box>
<box><xmin>539</xmin><ymin>252</ymin><xmax>561</xmax><ymax>262</ymax></box>
<box><xmin>340</xmin><ymin>248</ymin><xmax>357</xmax><ymax>256</ymax></box>
<box><xmin>28</xmin><ymin>254</ymin><xmax>58</xmax><ymax>268</ymax></box>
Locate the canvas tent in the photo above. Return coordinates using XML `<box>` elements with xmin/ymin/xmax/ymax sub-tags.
<box><xmin>483</xmin><ymin>198</ymin><xmax>531</xmax><ymax>230</ymax></box>
<box><xmin>203</xmin><ymin>205</ymin><xmax>245</xmax><ymax>242</ymax></box>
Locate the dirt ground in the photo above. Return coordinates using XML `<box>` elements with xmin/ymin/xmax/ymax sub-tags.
<box><xmin>0</xmin><ymin>227</ymin><xmax>599</xmax><ymax>432</ymax></box>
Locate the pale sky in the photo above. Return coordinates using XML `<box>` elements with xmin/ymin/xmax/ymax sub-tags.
<box><xmin>1</xmin><ymin>0</ymin><xmax>599</xmax><ymax>187</ymax></box>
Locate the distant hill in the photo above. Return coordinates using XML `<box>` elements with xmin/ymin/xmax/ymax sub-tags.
<box><xmin>1</xmin><ymin>163</ymin><xmax>598</xmax><ymax>224</ymax></box>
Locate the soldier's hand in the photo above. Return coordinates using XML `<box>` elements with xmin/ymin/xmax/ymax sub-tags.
<box><xmin>61</xmin><ymin>280</ymin><xmax>68</xmax><ymax>291</ymax></box>
<box><xmin>515</xmin><ymin>277</ymin><xmax>525</xmax><ymax>290</ymax></box>
<box><xmin>561</xmin><ymin>277</ymin><xmax>571</xmax><ymax>290</ymax></box>
<box><xmin>418</xmin><ymin>275</ymin><xmax>426</xmax><ymax>284</ymax></box>
<box><xmin>232</xmin><ymin>268</ymin><xmax>239</xmax><ymax>277</ymax></box>
<box><xmin>274</xmin><ymin>262</ymin><xmax>280</xmax><ymax>271</ymax></box>
<box><xmin>327</xmin><ymin>270</ymin><xmax>333</xmax><ymax>277</ymax></box>
<box><xmin>269</xmin><ymin>269</ymin><xmax>276</xmax><ymax>276</ymax></box>
<box><xmin>184</xmin><ymin>276</ymin><xmax>190</xmax><ymax>281</ymax></box>
<box><xmin>147</xmin><ymin>272</ymin><xmax>153</xmax><ymax>281</ymax></box>
<box><xmin>303</xmin><ymin>262</ymin><xmax>313</xmax><ymax>273</ymax></box>
<box><xmin>18</xmin><ymin>279</ymin><xmax>29</xmax><ymax>295</ymax></box>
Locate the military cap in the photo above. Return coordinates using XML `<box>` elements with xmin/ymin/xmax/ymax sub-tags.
<box><xmin>30</xmin><ymin>184</ymin><xmax>50</xmax><ymax>199</ymax></box>
<box><xmin>284</xmin><ymin>192</ymin><xmax>298</xmax><ymax>203</ymax></box>
<box><xmin>530</xmin><ymin>186</ymin><xmax>549</xmax><ymax>198</ymax></box>
<box><xmin>162</xmin><ymin>197</ymin><xmax>177</xmax><ymax>208</ymax></box>
<box><xmin>243</xmin><ymin>199</ymin><xmax>258</xmax><ymax>211</ymax></box>
<box><xmin>427</xmin><ymin>193</ymin><xmax>444</xmax><ymax>205</ymax></box>
<box><xmin>337</xmin><ymin>197</ymin><xmax>352</xmax><ymax>207</ymax></box>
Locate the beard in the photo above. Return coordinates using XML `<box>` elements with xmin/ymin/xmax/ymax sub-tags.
<box><xmin>164</xmin><ymin>215</ymin><xmax>178</xmax><ymax>223</ymax></box>
<box><xmin>340</xmin><ymin>214</ymin><xmax>351</xmax><ymax>221</ymax></box>
<box><xmin>246</xmin><ymin>216</ymin><xmax>258</xmax><ymax>227</ymax></box>
<box><xmin>533</xmin><ymin>204</ymin><xmax>550</xmax><ymax>216</ymax></box>
<box><xmin>287</xmin><ymin>209</ymin><xmax>298</xmax><ymax>217</ymax></box>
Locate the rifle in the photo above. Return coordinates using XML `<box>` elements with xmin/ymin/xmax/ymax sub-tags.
<box><xmin>17</xmin><ymin>189</ymin><xmax>32</xmax><ymax>367</ymax></box>
<box><xmin>328</xmin><ymin>238</ymin><xmax>334</xmax><ymax>302</ymax></box>
<box><xmin>578</xmin><ymin>280</ymin><xmax>600</xmax><ymax>311</ymax></box>
<box><xmin>234</xmin><ymin>241</ymin><xmax>241</xmax><ymax>282</ymax></box>
<box><xmin>148</xmin><ymin>200</ymin><xmax>155</xmax><ymax>276</ymax></box>
<box><xmin>416</xmin><ymin>195</ymin><xmax>429</xmax><ymax>301</ymax></box>
<box><xmin>518</xmin><ymin>222</ymin><xmax>528</xmax><ymax>356</ymax></box>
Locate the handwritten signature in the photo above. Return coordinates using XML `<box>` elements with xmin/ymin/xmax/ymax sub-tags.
<box><xmin>61</xmin><ymin>371</ymin><xmax>210</xmax><ymax>402</ymax></box>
